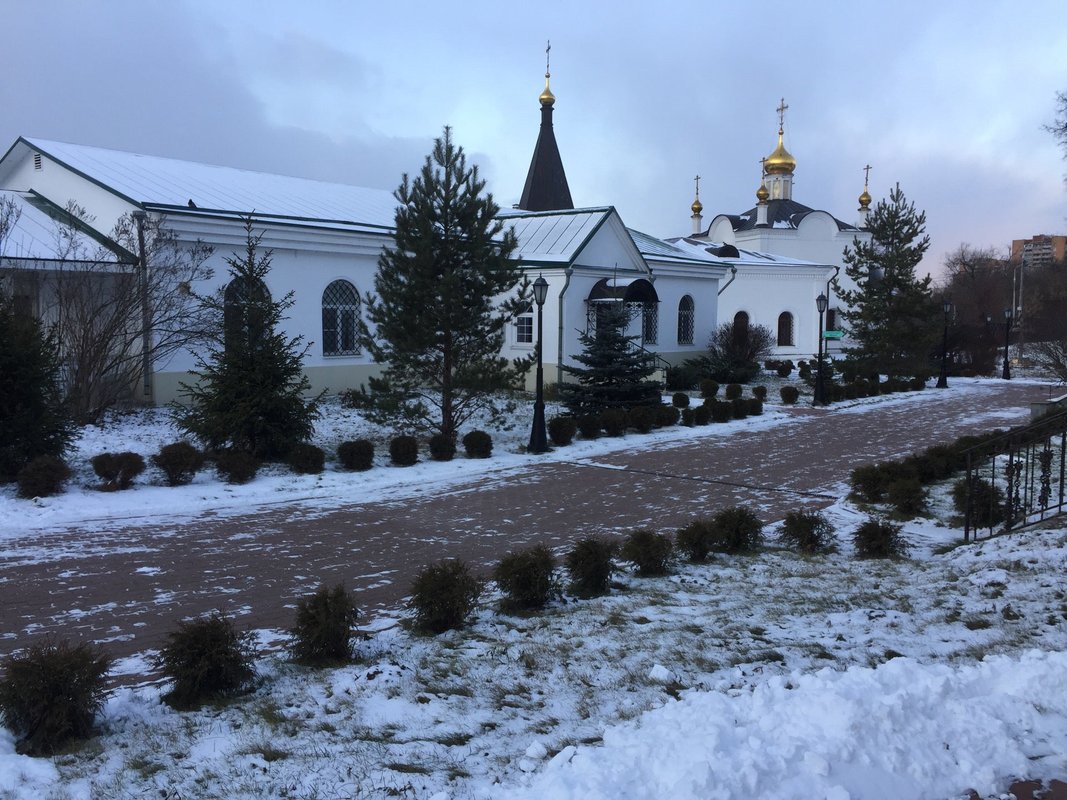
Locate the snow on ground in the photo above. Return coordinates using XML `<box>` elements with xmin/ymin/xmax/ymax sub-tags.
<box><xmin>1</xmin><ymin>377</ymin><xmax>1065</xmax><ymax>799</ymax></box>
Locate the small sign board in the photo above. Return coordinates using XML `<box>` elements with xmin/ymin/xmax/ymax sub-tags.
<box><xmin>823</xmin><ymin>330</ymin><xmax>844</xmax><ymax>340</ymax></box>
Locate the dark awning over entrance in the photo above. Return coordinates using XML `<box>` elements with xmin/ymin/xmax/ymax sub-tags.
<box><xmin>587</xmin><ymin>277</ymin><xmax>659</xmax><ymax>303</ymax></box>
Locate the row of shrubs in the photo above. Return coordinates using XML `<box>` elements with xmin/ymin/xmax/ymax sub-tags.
<box><xmin>11</xmin><ymin>430</ymin><xmax>500</xmax><ymax>499</ymax></box>
<box><xmin>848</xmin><ymin>427</ymin><xmax>1008</xmax><ymax>522</ymax></box>
<box><xmin>0</xmin><ymin>503</ymin><xmax>910</xmax><ymax>757</ymax></box>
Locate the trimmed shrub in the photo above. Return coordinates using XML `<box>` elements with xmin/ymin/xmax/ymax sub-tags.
<box><xmin>90</xmin><ymin>451</ymin><xmax>146</xmax><ymax>490</ymax></box>
<box><xmin>287</xmin><ymin>442</ymin><xmax>326</xmax><ymax>474</ymax></box>
<box><xmin>337</xmin><ymin>439</ymin><xmax>374</xmax><ymax>471</ymax></box>
<box><xmin>408</xmin><ymin>560</ymin><xmax>483</xmax><ymax>634</ymax></box>
<box><xmin>752</xmin><ymin>385</ymin><xmax>768</xmax><ymax>401</ymax></box>
<box><xmin>576</xmin><ymin>414</ymin><xmax>601</xmax><ymax>440</ymax></box>
<box><xmin>462</xmin><ymin>430</ymin><xmax>492</xmax><ymax>458</ymax></box>
<box><xmin>665</xmin><ymin>363</ymin><xmax>702</xmax><ymax>391</ymax></box>
<box><xmin>709</xmin><ymin>506</ymin><xmax>763</xmax><ymax>554</ymax></box>
<box><xmin>672</xmin><ymin>392</ymin><xmax>691</xmax><ymax>409</ymax></box>
<box><xmin>778</xmin><ymin>510</ymin><xmax>835</xmax><ymax>554</ymax></box>
<box><xmin>731</xmin><ymin>398</ymin><xmax>749</xmax><ymax>419</ymax></box>
<box><xmin>600</xmin><ymin>408</ymin><xmax>628</xmax><ymax>437</ymax></box>
<box><xmin>681</xmin><ymin>408</ymin><xmax>695</xmax><ymax>427</ymax></box>
<box><xmin>565</xmin><ymin>536</ymin><xmax>616</xmax><ymax>596</ymax></box>
<box><xmin>747</xmin><ymin>398</ymin><xmax>764</xmax><ymax>416</ymax></box>
<box><xmin>693</xmin><ymin>403</ymin><xmax>712</xmax><ymax>425</ymax></box>
<box><xmin>909</xmin><ymin>377</ymin><xmax>926</xmax><ymax>391</ymax></box>
<box><xmin>620</xmin><ymin>529</ymin><xmax>673</xmax><ymax>576</ymax></box>
<box><xmin>886</xmin><ymin>476</ymin><xmax>926</xmax><ymax>517</ymax></box>
<box><xmin>428</xmin><ymin>433</ymin><xmax>456</xmax><ymax>462</ymax></box>
<box><xmin>780</xmin><ymin>386</ymin><xmax>800</xmax><ymax>405</ymax></box>
<box><xmin>724</xmin><ymin>383</ymin><xmax>743</xmax><ymax>400</ymax></box>
<box><xmin>710</xmin><ymin>400</ymin><xmax>733</xmax><ymax>423</ymax></box>
<box><xmin>290</xmin><ymin>584</ymin><xmax>360</xmax><ymax>666</ymax></box>
<box><xmin>655</xmin><ymin>404</ymin><xmax>681</xmax><ymax>428</ymax></box>
<box><xmin>216</xmin><ymin>449</ymin><xmax>259</xmax><ymax>484</ymax></box>
<box><xmin>493</xmin><ymin>545</ymin><xmax>558</xmax><ymax>610</ymax></box>
<box><xmin>548</xmin><ymin>416</ymin><xmax>578</xmax><ymax>446</ymax></box>
<box><xmin>951</xmin><ymin>478</ymin><xmax>1005</xmax><ymax>529</ymax></box>
<box><xmin>16</xmin><ymin>455</ymin><xmax>71</xmax><ymax>499</ymax></box>
<box><xmin>155</xmin><ymin>613</ymin><xmax>256</xmax><ymax>709</ymax></box>
<box><xmin>152</xmin><ymin>442</ymin><xmax>204</xmax><ymax>486</ymax></box>
<box><xmin>0</xmin><ymin>639</ymin><xmax>112</xmax><ymax>756</ymax></box>
<box><xmin>628</xmin><ymin>405</ymin><xmax>656</xmax><ymax>434</ymax></box>
<box><xmin>676</xmin><ymin>519</ymin><xmax>716</xmax><ymax>562</ymax></box>
<box><xmin>390</xmin><ymin>435</ymin><xmax>419</xmax><ymax>466</ymax></box>
<box><xmin>776</xmin><ymin>363</ymin><xmax>792</xmax><ymax>378</ymax></box>
<box><xmin>699</xmin><ymin>379</ymin><xmax>719</xmax><ymax>399</ymax></box>
<box><xmin>852</xmin><ymin>517</ymin><xmax>909</xmax><ymax>559</ymax></box>
<box><xmin>798</xmin><ymin>361</ymin><xmax>812</xmax><ymax>380</ymax></box>
<box><xmin>850</xmin><ymin>460</ymin><xmax>917</xmax><ymax>504</ymax></box>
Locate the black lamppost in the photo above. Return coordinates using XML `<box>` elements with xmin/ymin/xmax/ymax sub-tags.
<box><xmin>1001</xmin><ymin>307</ymin><xmax>1013</xmax><ymax>380</ymax></box>
<box><xmin>813</xmin><ymin>292</ymin><xmax>828</xmax><ymax>406</ymax></box>
<box><xmin>936</xmin><ymin>297</ymin><xmax>953</xmax><ymax>389</ymax></box>
<box><xmin>527</xmin><ymin>275</ymin><xmax>550</xmax><ymax>453</ymax></box>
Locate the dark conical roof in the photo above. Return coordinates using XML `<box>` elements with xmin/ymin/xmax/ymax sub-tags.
<box><xmin>517</xmin><ymin>91</ymin><xmax>574</xmax><ymax>212</ymax></box>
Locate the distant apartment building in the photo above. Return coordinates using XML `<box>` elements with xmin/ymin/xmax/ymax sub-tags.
<box><xmin>1010</xmin><ymin>235</ymin><xmax>1067</xmax><ymax>267</ymax></box>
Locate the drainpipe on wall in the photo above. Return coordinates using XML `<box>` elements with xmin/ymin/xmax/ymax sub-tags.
<box><xmin>132</xmin><ymin>209</ymin><xmax>153</xmax><ymax>404</ymax></box>
<box><xmin>556</xmin><ymin>267</ymin><xmax>573</xmax><ymax>386</ymax></box>
<box><xmin>717</xmin><ymin>265</ymin><xmax>738</xmax><ymax>295</ymax></box>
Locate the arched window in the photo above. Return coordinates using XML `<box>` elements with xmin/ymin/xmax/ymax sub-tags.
<box><xmin>322</xmin><ymin>280</ymin><xmax>360</xmax><ymax>356</ymax></box>
<box><xmin>777</xmin><ymin>311</ymin><xmax>795</xmax><ymax>347</ymax></box>
<box><xmin>732</xmin><ymin>310</ymin><xmax>750</xmax><ymax>348</ymax></box>
<box><xmin>641</xmin><ymin>302</ymin><xmax>659</xmax><ymax>345</ymax></box>
<box><xmin>677</xmin><ymin>295</ymin><xmax>695</xmax><ymax>345</ymax></box>
<box><xmin>224</xmin><ymin>276</ymin><xmax>270</xmax><ymax>352</ymax></box>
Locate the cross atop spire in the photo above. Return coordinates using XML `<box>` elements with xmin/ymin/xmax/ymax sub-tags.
<box><xmin>776</xmin><ymin>97</ymin><xmax>789</xmax><ymax>133</ymax></box>
<box><xmin>545</xmin><ymin>40</ymin><xmax>551</xmax><ymax>77</ymax></box>
<box><xmin>863</xmin><ymin>163</ymin><xmax>872</xmax><ymax>187</ymax></box>
<box><xmin>759</xmin><ymin>157</ymin><xmax>767</xmax><ymax>176</ymax></box>
<box><xmin>694</xmin><ymin>174</ymin><xmax>701</xmax><ymax>200</ymax></box>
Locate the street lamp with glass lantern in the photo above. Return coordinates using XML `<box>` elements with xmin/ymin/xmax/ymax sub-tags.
<box><xmin>936</xmin><ymin>297</ymin><xmax>953</xmax><ymax>389</ymax></box>
<box><xmin>813</xmin><ymin>292</ymin><xmax>828</xmax><ymax>406</ymax></box>
<box><xmin>527</xmin><ymin>275</ymin><xmax>550</xmax><ymax>453</ymax></box>
<box><xmin>1001</xmin><ymin>307</ymin><xmax>1013</xmax><ymax>380</ymax></box>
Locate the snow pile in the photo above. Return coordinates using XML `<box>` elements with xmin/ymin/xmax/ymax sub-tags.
<box><xmin>503</xmin><ymin>651</ymin><xmax>1067</xmax><ymax>800</ymax></box>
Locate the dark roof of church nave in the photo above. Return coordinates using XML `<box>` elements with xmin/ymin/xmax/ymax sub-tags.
<box><xmin>717</xmin><ymin>198</ymin><xmax>859</xmax><ymax>234</ymax></box>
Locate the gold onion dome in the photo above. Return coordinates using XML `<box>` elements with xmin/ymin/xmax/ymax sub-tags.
<box><xmin>756</xmin><ymin>182</ymin><xmax>770</xmax><ymax>202</ymax></box>
<box><xmin>858</xmin><ymin>187</ymin><xmax>872</xmax><ymax>209</ymax></box>
<box><xmin>539</xmin><ymin>73</ymin><xmax>555</xmax><ymax>105</ymax></box>
<box><xmin>691</xmin><ymin>196</ymin><xmax>703</xmax><ymax>214</ymax></box>
<box><xmin>764</xmin><ymin>129</ymin><xmax>796</xmax><ymax>175</ymax></box>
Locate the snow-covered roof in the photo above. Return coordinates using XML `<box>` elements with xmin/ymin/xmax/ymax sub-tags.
<box><xmin>18</xmin><ymin>138</ymin><xmax>400</xmax><ymax>231</ymax></box>
<box><xmin>714</xmin><ymin>198</ymin><xmax>859</xmax><ymax>233</ymax></box>
<box><xmin>0</xmin><ymin>190</ymin><xmax>130</xmax><ymax>263</ymax></box>
<box><xmin>665</xmin><ymin>235</ymin><xmax>834</xmax><ymax>270</ymax></box>
<box><xmin>628</xmin><ymin>227</ymin><xmax>727</xmax><ymax>267</ymax></box>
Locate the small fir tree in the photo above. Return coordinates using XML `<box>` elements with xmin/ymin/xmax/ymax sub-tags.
<box><xmin>357</xmin><ymin>126</ymin><xmax>532</xmax><ymax>442</ymax></box>
<box><xmin>836</xmin><ymin>184</ymin><xmax>938</xmax><ymax>379</ymax></box>
<box><xmin>0</xmin><ymin>293</ymin><xmax>75</xmax><ymax>482</ymax></box>
<box><xmin>177</xmin><ymin>219</ymin><xmax>321</xmax><ymax>459</ymax></box>
<box><xmin>559</xmin><ymin>301</ymin><xmax>661</xmax><ymax>415</ymax></box>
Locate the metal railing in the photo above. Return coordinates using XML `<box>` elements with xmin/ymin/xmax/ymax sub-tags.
<box><xmin>963</xmin><ymin>409</ymin><xmax>1067</xmax><ymax>541</ymax></box>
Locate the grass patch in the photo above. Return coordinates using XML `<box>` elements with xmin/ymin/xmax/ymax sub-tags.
<box><xmin>386</xmin><ymin>762</ymin><xmax>432</xmax><ymax>775</ymax></box>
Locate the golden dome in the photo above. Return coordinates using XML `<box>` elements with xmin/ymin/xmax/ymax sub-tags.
<box><xmin>756</xmin><ymin>182</ymin><xmax>770</xmax><ymax>202</ymax></box>
<box><xmin>764</xmin><ymin>129</ymin><xmax>796</xmax><ymax>175</ymax></box>
<box><xmin>539</xmin><ymin>73</ymin><xmax>555</xmax><ymax>106</ymax></box>
<box><xmin>858</xmin><ymin>187</ymin><xmax>872</xmax><ymax>209</ymax></box>
<box><xmin>691</xmin><ymin>196</ymin><xmax>703</xmax><ymax>215</ymax></box>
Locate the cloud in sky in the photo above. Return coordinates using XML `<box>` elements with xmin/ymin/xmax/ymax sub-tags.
<box><xmin>3</xmin><ymin>0</ymin><xmax>1064</xmax><ymax>277</ymax></box>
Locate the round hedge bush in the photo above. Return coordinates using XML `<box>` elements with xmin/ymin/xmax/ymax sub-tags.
<box><xmin>620</xmin><ymin>529</ymin><xmax>673</xmax><ymax>576</ymax></box>
<box><xmin>16</xmin><ymin>455</ymin><xmax>71</xmax><ymax>499</ymax></box>
<box><xmin>462</xmin><ymin>430</ymin><xmax>493</xmax><ymax>458</ymax></box>
<box><xmin>390</xmin><ymin>435</ymin><xmax>419</xmax><ymax>466</ymax></box>
<box><xmin>428</xmin><ymin>433</ymin><xmax>456</xmax><ymax>462</ymax></box>
<box><xmin>672</xmin><ymin>392</ymin><xmax>691</xmax><ymax>409</ymax></box>
<box><xmin>548</xmin><ymin>416</ymin><xmax>578</xmax><ymax>446</ymax></box>
<box><xmin>337</xmin><ymin>439</ymin><xmax>374</xmax><ymax>471</ymax></box>
<box><xmin>288</xmin><ymin>442</ymin><xmax>326</xmax><ymax>475</ymax></box>
<box><xmin>780</xmin><ymin>386</ymin><xmax>800</xmax><ymax>405</ymax></box>
<box><xmin>152</xmin><ymin>442</ymin><xmax>204</xmax><ymax>486</ymax></box>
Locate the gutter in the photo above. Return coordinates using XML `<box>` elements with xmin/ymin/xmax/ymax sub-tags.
<box><xmin>717</xmin><ymin>265</ymin><xmax>738</xmax><ymax>295</ymax></box>
<box><xmin>556</xmin><ymin>267</ymin><xmax>573</xmax><ymax>385</ymax></box>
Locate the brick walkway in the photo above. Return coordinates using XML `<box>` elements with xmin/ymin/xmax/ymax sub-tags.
<box><xmin>0</xmin><ymin>382</ymin><xmax>1046</xmax><ymax>672</ymax></box>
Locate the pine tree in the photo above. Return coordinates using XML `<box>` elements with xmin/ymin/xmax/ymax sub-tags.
<box><xmin>0</xmin><ymin>293</ymin><xmax>75</xmax><ymax>481</ymax></box>
<box><xmin>559</xmin><ymin>301</ymin><xmax>661</xmax><ymax>415</ymax></box>
<box><xmin>836</xmin><ymin>184</ymin><xmax>938</xmax><ymax>379</ymax></box>
<box><xmin>357</xmin><ymin>127</ymin><xmax>532</xmax><ymax>441</ymax></box>
<box><xmin>177</xmin><ymin>219</ymin><xmax>321</xmax><ymax>459</ymax></box>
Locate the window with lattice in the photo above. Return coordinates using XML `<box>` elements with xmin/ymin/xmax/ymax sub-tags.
<box><xmin>777</xmin><ymin>311</ymin><xmax>794</xmax><ymax>347</ymax></box>
<box><xmin>322</xmin><ymin>279</ymin><xmax>360</xmax><ymax>356</ymax></box>
<box><xmin>677</xmin><ymin>296</ymin><xmax>694</xmax><ymax>345</ymax></box>
<box><xmin>642</xmin><ymin>302</ymin><xmax>659</xmax><ymax>345</ymax></box>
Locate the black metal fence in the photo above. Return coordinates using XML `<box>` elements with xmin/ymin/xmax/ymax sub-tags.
<box><xmin>963</xmin><ymin>409</ymin><xmax>1067</xmax><ymax>541</ymax></box>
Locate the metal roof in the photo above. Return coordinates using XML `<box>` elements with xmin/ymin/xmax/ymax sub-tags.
<box><xmin>664</xmin><ymin>236</ymin><xmax>831</xmax><ymax>269</ymax></box>
<box><xmin>715</xmin><ymin>198</ymin><xmax>859</xmax><ymax>233</ymax></box>
<box><xmin>21</xmin><ymin>138</ymin><xmax>400</xmax><ymax>230</ymax></box>
<box><xmin>502</xmin><ymin>207</ymin><xmax>611</xmax><ymax>263</ymax></box>
<box><xmin>0</xmin><ymin>190</ymin><xmax>129</xmax><ymax>263</ymax></box>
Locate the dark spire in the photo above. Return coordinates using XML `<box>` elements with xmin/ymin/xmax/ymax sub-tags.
<box><xmin>518</xmin><ymin>43</ymin><xmax>574</xmax><ymax>212</ymax></box>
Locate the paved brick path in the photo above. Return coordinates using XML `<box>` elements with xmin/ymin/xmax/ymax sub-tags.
<box><xmin>0</xmin><ymin>383</ymin><xmax>1046</xmax><ymax>674</ymax></box>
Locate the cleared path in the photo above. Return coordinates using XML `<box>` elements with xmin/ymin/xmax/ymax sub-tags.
<box><xmin>0</xmin><ymin>383</ymin><xmax>1044</xmax><ymax>673</ymax></box>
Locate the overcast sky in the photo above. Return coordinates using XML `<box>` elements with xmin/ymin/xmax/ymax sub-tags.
<box><xmin>4</xmin><ymin>1</ymin><xmax>1065</xmax><ymax>279</ymax></box>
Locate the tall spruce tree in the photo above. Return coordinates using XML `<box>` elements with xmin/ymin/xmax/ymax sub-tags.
<box><xmin>357</xmin><ymin>127</ymin><xmax>532</xmax><ymax>441</ymax></box>
<box><xmin>836</xmin><ymin>184</ymin><xmax>938</xmax><ymax>379</ymax></box>
<box><xmin>177</xmin><ymin>219</ymin><xmax>321</xmax><ymax>459</ymax></box>
<box><xmin>559</xmin><ymin>301</ymin><xmax>661</xmax><ymax>415</ymax></box>
<box><xmin>0</xmin><ymin>293</ymin><xmax>75</xmax><ymax>481</ymax></box>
